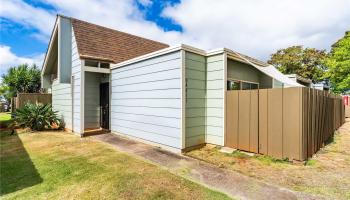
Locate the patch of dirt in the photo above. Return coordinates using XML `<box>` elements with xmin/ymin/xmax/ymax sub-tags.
<box><xmin>186</xmin><ymin>119</ymin><xmax>350</xmax><ymax>200</ymax></box>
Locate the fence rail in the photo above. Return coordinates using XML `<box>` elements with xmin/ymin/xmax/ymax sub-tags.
<box><xmin>226</xmin><ymin>87</ymin><xmax>345</xmax><ymax>161</ymax></box>
<box><xmin>11</xmin><ymin>93</ymin><xmax>52</xmax><ymax>112</ymax></box>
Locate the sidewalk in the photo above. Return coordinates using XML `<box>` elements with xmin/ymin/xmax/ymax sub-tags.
<box><xmin>93</xmin><ymin>133</ymin><xmax>322</xmax><ymax>200</ymax></box>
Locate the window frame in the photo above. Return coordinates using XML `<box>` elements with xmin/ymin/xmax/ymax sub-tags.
<box><xmin>227</xmin><ymin>78</ymin><xmax>259</xmax><ymax>90</ymax></box>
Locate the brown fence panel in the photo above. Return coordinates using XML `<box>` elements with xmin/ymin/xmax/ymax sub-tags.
<box><xmin>12</xmin><ymin>93</ymin><xmax>52</xmax><ymax>111</ymax></box>
<box><xmin>226</xmin><ymin>90</ymin><xmax>259</xmax><ymax>153</ymax></box>
<box><xmin>249</xmin><ymin>90</ymin><xmax>259</xmax><ymax>153</ymax></box>
<box><xmin>267</xmin><ymin>89</ymin><xmax>283</xmax><ymax>159</ymax></box>
<box><xmin>301</xmin><ymin>88</ymin><xmax>307</xmax><ymax>160</ymax></box>
<box><xmin>282</xmin><ymin>87</ymin><xmax>302</xmax><ymax>160</ymax></box>
<box><xmin>226</xmin><ymin>87</ymin><xmax>345</xmax><ymax>161</ymax></box>
<box><xmin>258</xmin><ymin>90</ymin><xmax>268</xmax><ymax>154</ymax></box>
<box><xmin>238</xmin><ymin>90</ymin><xmax>250</xmax><ymax>151</ymax></box>
<box><xmin>226</xmin><ymin>91</ymin><xmax>239</xmax><ymax>148</ymax></box>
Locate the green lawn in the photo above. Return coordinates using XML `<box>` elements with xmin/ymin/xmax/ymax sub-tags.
<box><xmin>0</xmin><ymin>112</ymin><xmax>12</xmax><ymax>128</ymax></box>
<box><xmin>0</xmin><ymin>112</ymin><xmax>11</xmax><ymax>121</ymax></box>
<box><xmin>0</xmin><ymin>130</ymin><xmax>231</xmax><ymax>200</ymax></box>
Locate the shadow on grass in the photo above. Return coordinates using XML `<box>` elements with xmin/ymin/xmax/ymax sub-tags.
<box><xmin>0</xmin><ymin>130</ymin><xmax>42</xmax><ymax>195</ymax></box>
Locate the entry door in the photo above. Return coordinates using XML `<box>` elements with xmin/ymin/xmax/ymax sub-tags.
<box><xmin>100</xmin><ymin>83</ymin><xmax>109</xmax><ymax>129</ymax></box>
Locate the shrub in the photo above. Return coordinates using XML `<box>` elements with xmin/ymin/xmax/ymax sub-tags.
<box><xmin>14</xmin><ymin>103</ymin><xmax>60</xmax><ymax>131</ymax></box>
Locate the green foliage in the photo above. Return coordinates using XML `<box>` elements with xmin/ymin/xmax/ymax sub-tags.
<box><xmin>0</xmin><ymin>85</ymin><xmax>13</xmax><ymax>103</ymax></box>
<box><xmin>324</xmin><ymin>31</ymin><xmax>350</xmax><ymax>94</ymax></box>
<box><xmin>268</xmin><ymin>46</ymin><xmax>328</xmax><ymax>83</ymax></box>
<box><xmin>14</xmin><ymin>103</ymin><xmax>60</xmax><ymax>131</ymax></box>
<box><xmin>0</xmin><ymin>112</ymin><xmax>13</xmax><ymax>128</ymax></box>
<box><xmin>229</xmin><ymin>150</ymin><xmax>251</xmax><ymax>159</ymax></box>
<box><xmin>1</xmin><ymin>64</ymin><xmax>41</xmax><ymax>97</ymax></box>
<box><xmin>305</xmin><ymin>159</ymin><xmax>318</xmax><ymax>166</ymax></box>
<box><xmin>255</xmin><ymin>155</ymin><xmax>290</xmax><ymax>165</ymax></box>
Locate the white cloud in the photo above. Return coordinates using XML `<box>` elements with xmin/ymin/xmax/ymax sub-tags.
<box><xmin>40</xmin><ymin>0</ymin><xmax>183</xmax><ymax>44</ymax></box>
<box><xmin>0</xmin><ymin>45</ymin><xmax>44</xmax><ymax>75</ymax></box>
<box><xmin>1</xmin><ymin>0</ymin><xmax>350</xmax><ymax>61</ymax></box>
<box><xmin>163</xmin><ymin>0</ymin><xmax>350</xmax><ymax>59</ymax></box>
<box><xmin>0</xmin><ymin>0</ymin><xmax>56</xmax><ymax>41</ymax></box>
<box><xmin>137</xmin><ymin>0</ymin><xmax>153</xmax><ymax>7</ymax></box>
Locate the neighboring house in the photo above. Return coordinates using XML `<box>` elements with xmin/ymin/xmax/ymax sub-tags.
<box><xmin>312</xmin><ymin>82</ymin><xmax>330</xmax><ymax>91</ymax></box>
<box><xmin>286</xmin><ymin>74</ymin><xmax>330</xmax><ymax>91</ymax></box>
<box><xmin>286</xmin><ymin>74</ymin><xmax>312</xmax><ymax>87</ymax></box>
<box><xmin>42</xmin><ymin>15</ymin><xmax>302</xmax><ymax>152</ymax></box>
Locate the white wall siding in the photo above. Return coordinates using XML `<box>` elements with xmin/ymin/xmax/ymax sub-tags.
<box><xmin>111</xmin><ymin>51</ymin><xmax>182</xmax><ymax>149</ymax></box>
<box><xmin>71</xmin><ymin>28</ymin><xmax>82</xmax><ymax>133</ymax></box>
<box><xmin>206</xmin><ymin>54</ymin><xmax>225</xmax><ymax>145</ymax></box>
<box><xmin>185</xmin><ymin>52</ymin><xmax>206</xmax><ymax>148</ymax></box>
<box><xmin>52</xmin><ymin>80</ymin><xmax>72</xmax><ymax>129</ymax></box>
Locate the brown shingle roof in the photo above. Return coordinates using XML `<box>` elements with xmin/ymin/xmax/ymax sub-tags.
<box><xmin>71</xmin><ymin>18</ymin><xmax>169</xmax><ymax>63</ymax></box>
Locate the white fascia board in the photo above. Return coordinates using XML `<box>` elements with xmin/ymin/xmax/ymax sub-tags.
<box><xmin>83</xmin><ymin>66</ymin><xmax>111</xmax><ymax>74</ymax></box>
<box><xmin>180</xmin><ymin>50</ymin><xmax>186</xmax><ymax>149</ymax></box>
<box><xmin>110</xmin><ymin>44</ymin><xmax>272</xmax><ymax>73</ymax></box>
<box><xmin>206</xmin><ymin>48</ymin><xmax>226</xmax><ymax>56</ymax></box>
<box><xmin>41</xmin><ymin>18</ymin><xmax>59</xmax><ymax>76</ymax></box>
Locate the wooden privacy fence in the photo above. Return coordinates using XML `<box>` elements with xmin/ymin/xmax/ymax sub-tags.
<box><xmin>12</xmin><ymin>93</ymin><xmax>52</xmax><ymax>111</ymax></box>
<box><xmin>226</xmin><ymin>87</ymin><xmax>345</xmax><ymax>161</ymax></box>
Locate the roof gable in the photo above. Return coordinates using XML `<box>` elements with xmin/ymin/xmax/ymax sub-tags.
<box><xmin>71</xmin><ymin>18</ymin><xmax>169</xmax><ymax>63</ymax></box>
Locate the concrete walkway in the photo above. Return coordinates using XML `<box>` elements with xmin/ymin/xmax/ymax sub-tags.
<box><xmin>93</xmin><ymin>133</ymin><xmax>320</xmax><ymax>200</ymax></box>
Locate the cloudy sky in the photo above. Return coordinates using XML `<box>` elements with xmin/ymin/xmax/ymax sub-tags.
<box><xmin>1</xmin><ymin>0</ymin><xmax>350</xmax><ymax>75</ymax></box>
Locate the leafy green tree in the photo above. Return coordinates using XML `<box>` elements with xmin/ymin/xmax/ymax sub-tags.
<box><xmin>324</xmin><ymin>31</ymin><xmax>350</xmax><ymax>94</ymax></box>
<box><xmin>1</xmin><ymin>64</ymin><xmax>41</xmax><ymax>97</ymax></box>
<box><xmin>267</xmin><ymin>46</ymin><xmax>328</xmax><ymax>83</ymax></box>
<box><xmin>0</xmin><ymin>84</ymin><xmax>13</xmax><ymax>102</ymax></box>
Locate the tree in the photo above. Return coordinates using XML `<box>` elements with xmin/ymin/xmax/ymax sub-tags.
<box><xmin>324</xmin><ymin>31</ymin><xmax>350</xmax><ymax>94</ymax></box>
<box><xmin>0</xmin><ymin>84</ymin><xmax>13</xmax><ymax>102</ymax></box>
<box><xmin>1</xmin><ymin>64</ymin><xmax>41</xmax><ymax>97</ymax></box>
<box><xmin>267</xmin><ymin>46</ymin><xmax>328</xmax><ymax>83</ymax></box>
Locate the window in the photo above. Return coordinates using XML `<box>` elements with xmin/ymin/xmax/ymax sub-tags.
<box><xmin>250</xmin><ymin>83</ymin><xmax>258</xmax><ymax>89</ymax></box>
<box><xmin>242</xmin><ymin>82</ymin><xmax>258</xmax><ymax>90</ymax></box>
<box><xmin>241</xmin><ymin>82</ymin><xmax>250</xmax><ymax>90</ymax></box>
<box><xmin>100</xmin><ymin>63</ymin><xmax>110</xmax><ymax>68</ymax></box>
<box><xmin>227</xmin><ymin>80</ymin><xmax>240</xmax><ymax>90</ymax></box>
<box><xmin>227</xmin><ymin>80</ymin><xmax>259</xmax><ymax>90</ymax></box>
<box><xmin>85</xmin><ymin>60</ymin><xmax>98</xmax><ymax>67</ymax></box>
<box><xmin>84</xmin><ymin>60</ymin><xmax>111</xmax><ymax>69</ymax></box>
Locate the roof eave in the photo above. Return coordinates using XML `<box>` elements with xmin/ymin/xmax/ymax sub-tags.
<box><xmin>41</xmin><ymin>16</ymin><xmax>59</xmax><ymax>76</ymax></box>
<box><xmin>111</xmin><ymin>44</ymin><xmax>271</xmax><ymax>69</ymax></box>
<box><xmin>79</xmin><ymin>55</ymin><xmax>116</xmax><ymax>63</ymax></box>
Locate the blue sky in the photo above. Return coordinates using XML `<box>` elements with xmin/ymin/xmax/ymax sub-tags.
<box><xmin>0</xmin><ymin>0</ymin><xmax>181</xmax><ymax>58</ymax></box>
<box><xmin>1</xmin><ymin>0</ymin><xmax>349</xmax><ymax>75</ymax></box>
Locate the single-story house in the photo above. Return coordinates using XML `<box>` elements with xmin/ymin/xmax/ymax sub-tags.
<box><xmin>286</xmin><ymin>74</ymin><xmax>330</xmax><ymax>91</ymax></box>
<box><xmin>286</xmin><ymin>74</ymin><xmax>312</xmax><ymax>87</ymax></box>
<box><xmin>41</xmin><ymin>15</ymin><xmax>303</xmax><ymax>152</ymax></box>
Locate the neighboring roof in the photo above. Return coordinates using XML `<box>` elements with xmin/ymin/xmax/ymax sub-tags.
<box><xmin>286</xmin><ymin>74</ymin><xmax>312</xmax><ymax>84</ymax></box>
<box><xmin>223</xmin><ymin>49</ymin><xmax>270</xmax><ymax>67</ymax></box>
<box><xmin>71</xmin><ymin>18</ymin><xmax>169</xmax><ymax>63</ymax></box>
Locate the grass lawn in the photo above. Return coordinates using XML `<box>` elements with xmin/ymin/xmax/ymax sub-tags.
<box><xmin>186</xmin><ymin>119</ymin><xmax>350</xmax><ymax>200</ymax></box>
<box><xmin>0</xmin><ymin>112</ymin><xmax>12</xmax><ymax>128</ymax></box>
<box><xmin>0</xmin><ymin>130</ymin><xmax>231</xmax><ymax>200</ymax></box>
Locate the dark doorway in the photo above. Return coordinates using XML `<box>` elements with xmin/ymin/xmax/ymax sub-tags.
<box><xmin>100</xmin><ymin>82</ymin><xmax>109</xmax><ymax>129</ymax></box>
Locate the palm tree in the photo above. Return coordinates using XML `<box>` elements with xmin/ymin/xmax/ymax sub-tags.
<box><xmin>2</xmin><ymin>64</ymin><xmax>41</xmax><ymax>97</ymax></box>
